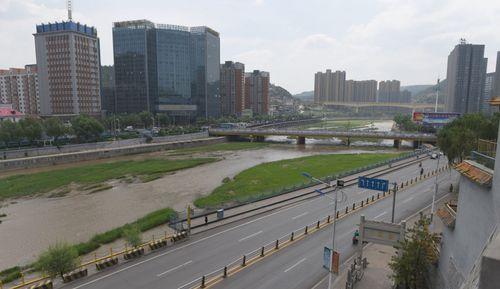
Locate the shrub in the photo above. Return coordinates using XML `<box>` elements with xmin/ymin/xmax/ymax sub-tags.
<box><xmin>123</xmin><ymin>225</ymin><xmax>142</xmax><ymax>247</ymax></box>
<box><xmin>36</xmin><ymin>242</ymin><xmax>79</xmax><ymax>278</ymax></box>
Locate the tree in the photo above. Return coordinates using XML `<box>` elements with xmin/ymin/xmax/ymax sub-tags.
<box><xmin>389</xmin><ymin>215</ymin><xmax>439</xmax><ymax>289</ymax></box>
<box><xmin>394</xmin><ymin>113</ymin><xmax>420</xmax><ymax>132</ymax></box>
<box><xmin>157</xmin><ymin>113</ymin><xmax>170</xmax><ymax>127</ymax></box>
<box><xmin>70</xmin><ymin>115</ymin><xmax>104</xmax><ymax>142</ymax></box>
<box><xmin>437</xmin><ymin>113</ymin><xmax>499</xmax><ymax>163</ymax></box>
<box><xmin>44</xmin><ymin>118</ymin><xmax>66</xmax><ymax>144</ymax></box>
<box><xmin>0</xmin><ymin>120</ymin><xmax>22</xmax><ymax>144</ymax></box>
<box><xmin>123</xmin><ymin>225</ymin><xmax>142</xmax><ymax>248</ymax></box>
<box><xmin>36</xmin><ymin>242</ymin><xmax>79</xmax><ymax>278</ymax></box>
<box><xmin>19</xmin><ymin>117</ymin><xmax>43</xmax><ymax>144</ymax></box>
<box><xmin>138</xmin><ymin>111</ymin><xmax>153</xmax><ymax>128</ymax></box>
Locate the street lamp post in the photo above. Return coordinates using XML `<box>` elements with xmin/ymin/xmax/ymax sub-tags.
<box><xmin>430</xmin><ymin>155</ymin><xmax>440</xmax><ymax>223</ymax></box>
<box><xmin>302</xmin><ymin>173</ymin><xmax>343</xmax><ymax>289</ymax></box>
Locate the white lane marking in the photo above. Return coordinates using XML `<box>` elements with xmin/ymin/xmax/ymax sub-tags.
<box><xmin>284</xmin><ymin>258</ymin><xmax>307</xmax><ymax>273</ymax></box>
<box><xmin>157</xmin><ymin>260</ymin><xmax>193</xmax><ymax>277</ymax></box>
<box><xmin>69</xmin><ymin>195</ymin><xmax>323</xmax><ymax>289</ymax></box>
<box><xmin>374</xmin><ymin>211</ymin><xmax>387</xmax><ymax>219</ymax></box>
<box><xmin>402</xmin><ymin>196</ymin><xmax>415</xmax><ymax>204</ymax></box>
<box><xmin>292</xmin><ymin>211</ymin><xmax>309</xmax><ymax>220</ymax></box>
<box><xmin>238</xmin><ymin>230</ymin><xmax>263</xmax><ymax>242</ymax></box>
<box><xmin>339</xmin><ymin>229</ymin><xmax>356</xmax><ymax>240</ymax></box>
<box><xmin>357</xmin><ymin>189</ymin><xmax>368</xmax><ymax>195</ymax></box>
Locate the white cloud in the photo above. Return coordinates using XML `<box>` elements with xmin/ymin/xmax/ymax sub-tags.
<box><xmin>2</xmin><ymin>0</ymin><xmax>500</xmax><ymax>93</ymax></box>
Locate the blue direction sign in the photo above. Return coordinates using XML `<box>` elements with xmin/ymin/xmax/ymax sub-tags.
<box><xmin>358</xmin><ymin>176</ymin><xmax>389</xmax><ymax>192</ymax></box>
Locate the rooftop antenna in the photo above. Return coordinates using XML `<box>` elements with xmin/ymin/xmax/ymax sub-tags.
<box><xmin>460</xmin><ymin>38</ymin><xmax>467</xmax><ymax>45</ymax></box>
<box><xmin>67</xmin><ymin>0</ymin><xmax>72</xmax><ymax>21</ymax></box>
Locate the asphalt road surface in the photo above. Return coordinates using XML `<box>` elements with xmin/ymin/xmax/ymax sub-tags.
<box><xmin>61</xmin><ymin>157</ymin><xmax>453</xmax><ymax>289</ymax></box>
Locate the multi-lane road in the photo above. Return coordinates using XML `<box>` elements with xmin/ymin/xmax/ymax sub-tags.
<box><xmin>62</xmin><ymin>157</ymin><xmax>456</xmax><ymax>289</ymax></box>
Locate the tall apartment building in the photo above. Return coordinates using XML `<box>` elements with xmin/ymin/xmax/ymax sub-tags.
<box><xmin>0</xmin><ymin>65</ymin><xmax>39</xmax><ymax>115</ymax></box>
<box><xmin>345</xmin><ymin>80</ymin><xmax>377</xmax><ymax>102</ymax></box>
<box><xmin>446</xmin><ymin>42</ymin><xmax>487</xmax><ymax>114</ymax></box>
<box><xmin>220</xmin><ymin>61</ymin><xmax>245</xmax><ymax>116</ymax></box>
<box><xmin>481</xmin><ymin>72</ymin><xmax>495</xmax><ymax>115</ymax></box>
<box><xmin>314</xmin><ymin>69</ymin><xmax>346</xmax><ymax>103</ymax></box>
<box><xmin>34</xmin><ymin>21</ymin><xmax>101</xmax><ymax>116</ymax></box>
<box><xmin>113</xmin><ymin>20</ymin><xmax>220</xmax><ymax>120</ymax></box>
<box><xmin>378</xmin><ymin>80</ymin><xmax>401</xmax><ymax>103</ymax></box>
<box><xmin>492</xmin><ymin>51</ymin><xmax>500</xmax><ymax>99</ymax></box>
<box><xmin>244</xmin><ymin>70</ymin><xmax>269</xmax><ymax>115</ymax></box>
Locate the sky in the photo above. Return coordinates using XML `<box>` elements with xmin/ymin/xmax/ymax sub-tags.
<box><xmin>1</xmin><ymin>0</ymin><xmax>500</xmax><ymax>94</ymax></box>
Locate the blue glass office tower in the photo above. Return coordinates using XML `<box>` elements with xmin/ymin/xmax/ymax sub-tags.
<box><xmin>112</xmin><ymin>20</ymin><xmax>220</xmax><ymax>120</ymax></box>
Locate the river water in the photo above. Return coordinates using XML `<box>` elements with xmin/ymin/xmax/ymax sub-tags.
<box><xmin>0</xmin><ymin>120</ymin><xmax>403</xmax><ymax>270</ymax></box>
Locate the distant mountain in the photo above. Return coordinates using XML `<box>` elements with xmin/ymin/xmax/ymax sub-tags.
<box><xmin>293</xmin><ymin>91</ymin><xmax>314</xmax><ymax>101</ymax></box>
<box><xmin>269</xmin><ymin>83</ymin><xmax>297</xmax><ymax>105</ymax></box>
<box><xmin>401</xmin><ymin>85</ymin><xmax>434</xmax><ymax>96</ymax></box>
<box><xmin>411</xmin><ymin>79</ymin><xmax>447</xmax><ymax>104</ymax></box>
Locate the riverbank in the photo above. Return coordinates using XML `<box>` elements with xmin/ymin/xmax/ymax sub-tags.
<box><xmin>0</xmin><ymin>141</ymin><xmax>406</xmax><ymax>271</ymax></box>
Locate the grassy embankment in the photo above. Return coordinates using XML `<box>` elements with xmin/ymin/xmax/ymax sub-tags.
<box><xmin>168</xmin><ymin>141</ymin><xmax>270</xmax><ymax>156</ymax></box>
<box><xmin>0</xmin><ymin>158</ymin><xmax>217</xmax><ymax>201</ymax></box>
<box><xmin>195</xmin><ymin>153</ymin><xmax>400</xmax><ymax>208</ymax></box>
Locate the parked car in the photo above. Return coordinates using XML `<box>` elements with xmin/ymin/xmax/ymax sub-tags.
<box><xmin>430</xmin><ymin>153</ymin><xmax>438</xmax><ymax>159</ymax></box>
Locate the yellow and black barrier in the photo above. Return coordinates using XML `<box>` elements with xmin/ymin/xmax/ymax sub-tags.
<box><xmin>95</xmin><ymin>257</ymin><xmax>118</xmax><ymax>271</ymax></box>
<box><xmin>62</xmin><ymin>268</ymin><xmax>88</xmax><ymax>283</ymax></box>
<box><xmin>172</xmin><ymin>230</ymin><xmax>188</xmax><ymax>242</ymax></box>
<box><xmin>29</xmin><ymin>280</ymin><xmax>52</xmax><ymax>289</ymax></box>
<box><xmin>123</xmin><ymin>248</ymin><xmax>144</xmax><ymax>260</ymax></box>
<box><xmin>149</xmin><ymin>239</ymin><xmax>168</xmax><ymax>250</ymax></box>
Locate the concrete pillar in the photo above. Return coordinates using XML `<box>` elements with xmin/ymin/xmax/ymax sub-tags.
<box><xmin>393</xmin><ymin>139</ymin><xmax>400</xmax><ymax>149</ymax></box>
<box><xmin>413</xmin><ymin>140</ymin><xmax>420</xmax><ymax>149</ymax></box>
<box><xmin>347</xmin><ymin>137</ymin><xmax>351</xmax><ymax>147</ymax></box>
<box><xmin>297</xmin><ymin>136</ymin><xmax>306</xmax><ymax>145</ymax></box>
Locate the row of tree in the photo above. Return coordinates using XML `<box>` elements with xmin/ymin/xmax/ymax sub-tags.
<box><xmin>0</xmin><ymin>115</ymin><xmax>104</xmax><ymax>145</ymax></box>
<box><xmin>437</xmin><ymin>113</ymin><xmax>500</xmax><ymax>162</ymax></box>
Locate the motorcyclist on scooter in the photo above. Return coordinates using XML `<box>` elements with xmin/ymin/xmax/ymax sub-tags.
<box><xmin>352</xmin><ymin>229</ymin><xmax>360</xmax><ymax>245</ymax></box>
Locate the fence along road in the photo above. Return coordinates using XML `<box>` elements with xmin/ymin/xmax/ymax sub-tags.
<box><xmin>59</xmin><ymin>157</ymin><xmax>444</xmax><ymax>289</ymax></box>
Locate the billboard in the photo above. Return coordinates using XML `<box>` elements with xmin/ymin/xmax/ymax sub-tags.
<box><xmin>413</xmin><ymin>112</ymin><xmax>460</xmax><ymax>127</ymax></box>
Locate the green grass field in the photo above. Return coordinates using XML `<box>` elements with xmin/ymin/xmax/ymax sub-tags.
<box><xmin>169</xmin><ymin>141</ymin><xmax>269</xmax><ymax>155</ymax></box>
<box><xmin>0</xmin><ymin>158</ymin><xmax>217</xmax><ymax>200</ymax></box>
<box><xmin>194</xmin><ymin>153</ymin><xmax>399</xmax><ymax>208</ymax></box>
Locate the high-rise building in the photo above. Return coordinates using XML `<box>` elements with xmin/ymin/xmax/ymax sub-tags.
<box><xmin>378</xmin><ymin>80</ymin><xmax>401</xmax><ymax>103</ymax></box>
<box><xmin>100</xmin><ymin>65</ymin><xmax>115</xmax><ymax>114</ymax></box>
<box><xmin>492</xmin><ymin>51</ymin><xmax>500</xmax><ymax>99</ymax></box>
<box><xmin>345</xmin><ymin>80</ymin><xmax>377</xmax><ymax>103</ymax></box>
<box><xmin>244</xmin><ymin>70</ymin><xmax>269</xmax><ymax>115</ymax></box>
<box><xmin>314</xmin><ymin>69</ymin><xmax>346</xmax><ymax>103</ymax></box>
<box><xmin>481</xmin><ymin>72</ymin><xmax>495</xmax><ymax>115</ymax></box>
<box><xmin>34</xmin><ymin>21</ymin><xmax>101</xmax><ymax>116</ymax></box>
<box><xmin>446</xmin><ymin>41</ymin><xmax>487</xmax><ymax>113</ymax></box>
<box><xmin>220</xmin><ymin>61</ymin><xmax>245</xmax><ymax>116</ymax></box>
<box><xmin>0</xmin><ymin>65</ymin><xmax>40</xmax><ymax>115</ymax></box>
<box><xmin>112</xmin><ymin>20</ymin><xmax>220</xmax><ymax>120</ymax></box>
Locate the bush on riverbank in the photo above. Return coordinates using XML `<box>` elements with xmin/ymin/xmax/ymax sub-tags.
<box><xmin>73</xmin><ymin>207</ymin><xmax>176</xmax><ymax>255</ymax></box>
<box><xmin>0</xmin><ymin>158</ymin><xmax>217</xmax><ymax>201</ymax></box>
<box><xmin>194</xmin><ymin>153</ymin><xmax>400</xmax><ymax>209</ymax></box>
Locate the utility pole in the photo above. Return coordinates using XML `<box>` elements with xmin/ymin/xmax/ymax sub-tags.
<box><xmin>391</xmin><ymin>182</ymin><xmax>397</xmax><ymax>223</ymax></box>
<box><xmin>435</xmin><ymin>78</ymin><xmax>440</xmax><ymax>112</ymax></box>
<box><xmin>431</xmin><ymin>156</ymin><xmax>440</xmax><ymax>223</ymax></box>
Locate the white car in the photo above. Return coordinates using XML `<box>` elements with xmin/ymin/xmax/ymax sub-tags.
<box><xmin>430</xmin><ymin>153</ymin><xmax>438</xmax><ymax>159</ymax></box>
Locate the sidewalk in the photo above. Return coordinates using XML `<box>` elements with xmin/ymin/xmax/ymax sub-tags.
<box><xmin>329</xmin><ymin>194</ymin><xmax>450</xmax><ymax>289</ymax></box>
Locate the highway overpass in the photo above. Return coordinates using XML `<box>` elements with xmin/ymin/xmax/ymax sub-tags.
<box><xmin>322</xmin><ymin>101</ymin><xmax>443</xmax><ymax>112</ymax></box>
<box><xmin>208</xmin><ymin>128</ymin><xmax>437</xmax><ymax>148</ymax></box>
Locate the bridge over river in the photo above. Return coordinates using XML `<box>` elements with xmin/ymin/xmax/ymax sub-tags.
<box><xmin>208</xmin><ymin>128</ymin><xmax>437</xmax><ymax>148</ymax></box>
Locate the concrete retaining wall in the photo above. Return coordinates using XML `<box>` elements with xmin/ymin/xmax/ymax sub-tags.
<box><xmin>0</xmin><ymin>137</ymin><xmax>224</xmax><ymax>172</ymax></box>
